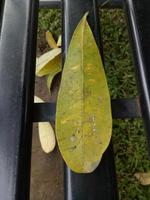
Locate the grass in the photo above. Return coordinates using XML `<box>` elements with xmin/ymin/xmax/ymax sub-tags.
<box><xmin>100</xmin><ymin>10</ymin><xmax>150</xmax><ymax>199</ymax></box>
<box><xmin>38</xmin><ymin>8</ymin><xmax>150</xmax><ymax>200</ymax></box>
<box><xmin>37</xmin><ymin>9</ymin><xmax>61</xmax><ymax>54</ymax></box>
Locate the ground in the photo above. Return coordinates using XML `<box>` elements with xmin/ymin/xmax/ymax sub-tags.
<box><xmin>30</xmin><ymin>9</ymin><xmax>150</xmax><ymax>200</ymax></box>
<box><xmin>31</xmin><ymin>76</ymin><xmax>63</xmax><ymax>200</ymax></box>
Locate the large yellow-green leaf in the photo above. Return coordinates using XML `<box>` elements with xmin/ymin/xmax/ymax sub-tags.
<box><xmin>56</xmin><ymin>13</ymin><xmax>112</xmax><ymax>173</ymax></box>
<box><xmin>36</xmin><ymin>48</ymin><xmax>61</xmax><ymax>77</ymax></box>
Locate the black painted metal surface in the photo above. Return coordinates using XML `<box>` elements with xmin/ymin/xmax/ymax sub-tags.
<box><xmin>111</xmin><ymin>98</ymin><xmax>141</xmax><ymax>119</ymax></box>
<box><xmin>0</xmin><ymin>1</ymin><xmax>4</xmax><ymax>29</ymax></box>
<box><xmin>40</xmin><ymin>0</ymin><xmax>61</xmax><ymax>8</ymax></box>
<box><xmin>33</xmin><ymin>103</ymin><xmax>56</xmax><ymax>122</ymax></box>
<box><xmin>0</xmin><ymin>0</ymin><xmax>149</xmax><ymax>199</ymax></box>
<box><xmin>33</xmin><ymin>98</ymin><xmax>141</xmax><ymax>122</ymax></box>
<box><xmin>39</xmin><ymin>0</ymin><xmax>122</xmax><ymax>9</ymax></box>
<box><xmin>62</xmin><ymin>0</ymin><xmax>118</xmax><ymax>199</ymax></box>
<box><xmin>123</xmin><ymin>0</ymin><xmax>150</xmax><ymax>153</ymax></box>
<box><xmin>0</xmin><ymin>0</ymin><xmax>38</xmax><ymax>199</ymax></box>
<box><xmin>100</xmin><ymin>0</ymin><xmax>122</xmax><ymax>8</ymax></box>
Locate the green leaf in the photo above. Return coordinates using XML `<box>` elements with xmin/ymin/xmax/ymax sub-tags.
<box><xmin>34</xmin><ymin>96</ymin><xmax>56</xmax><ymax>153</ymax></box>
<box><xmin>46</xmin><ymin>31</ymin><xmax>58</xmax><ymax>49</ymax></box>
<box><xmin>36</xmin><ymin>48</ymin><xmax>61</xmax><ymax>77</ymax></box>
<box><xmin>47</xmin><ymin>66</ymin><xmax>61</xmax><ymax>94</ymax></box>
<box><xmin>56</xmin><ymin>13</ymin><xmax>112</xmax><ymax>173</ymax></box>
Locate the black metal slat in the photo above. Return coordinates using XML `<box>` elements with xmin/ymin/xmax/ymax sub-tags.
<box><xmin>100</xmin><ymin>0</ymin><xmax>123</xmax><ymax>8</ymax></box>
<box><xmin>0</xmin><ymin>0</ymin><xmax>148</xmax><ymax>199</ymax></box>
<box><xmin>112</xmin><ymin>98</ymin><xmax>141</xmax><ymax>119</ymax></box>
<box><xmin>33</xmin><ymin>103</ymin><xmax>56</xmax><ymax>122</ymax></box>
<box><xmin>123</xmin><ymin>0</ymin><xmax>150</xmax><ymax>153</ymax></box>
<box><xmin>33</xmin><ymin>99</ymin><xmax>141</xmax><ymax>122</ymax></box>
<box><xmin>40</xmin><ymin>0</ymin><xmax>61</xmax><ymax>8</ymax></box>
<box><xmin>39</xmin><ymin>0</ymin><xmax>123</xmax><ymax>9</ymax></box>
<box><xmin>0</xmin><ymin>0</ymin><xmax>38</xmax><ymax>199</ymax></box>
<box><xmin>62</xmin><ymin>0</ymin><xmax>118</xmax><ymax>200</ymax></box>
<box><xmin>0</xmin><ymin>0</ymin><xmax>4</xmax><ymax>30</ymax></box>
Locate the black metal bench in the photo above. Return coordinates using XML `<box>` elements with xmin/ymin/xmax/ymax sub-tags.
<box><xmin>0</xmin><ymin>0</ymin><xmax>149</xmax><ymax>199</ymax></box>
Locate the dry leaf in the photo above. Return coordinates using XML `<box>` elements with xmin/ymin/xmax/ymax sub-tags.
<box><xmin>57</xmin><ymin>35</ymin><xmax>62</xmax><ymax>47</ymax></box>
<box><xmin>34</xmin><ymin>96</ymin><xmax>56</xmax><ymax>153</ymax></box>
<box><xmin>36</xmin><ymin>48</ymin><xmax>61</xmax><ymax>77</ymax></box>
<box><xmin>134</xmin><ymin>172</ymin><xmax>150</xmax><ymax>186</ymax></box>
<box><xmin>46</xmin><ymin>31</ymin><xmax>58</xmax><ymax>49</ymax></box>
<box><xmin>56</xmin><ymin>13</ymin><xmax>112</xmax><ymax>173</ymax></box>
<box><xmin>47</xmin><ymin>67</ymin><xmax>61</xmax><ymax>94</ymax></box>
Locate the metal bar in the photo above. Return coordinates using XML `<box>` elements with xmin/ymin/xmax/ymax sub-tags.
<box><xmin>0</xmin><ymin>1</ymin><xmax>4</xmax><ymax>27</ymax></box>
<box><xmin>123</xmin><ymin>0</ymin><xmax>150</xmax><ymax>154</ymax></box>
<box><xmin>100</xmin><ymin>0</ymin><xmax>123</xmax><ymax>8</ymax></box>
<box><xmin>40</xmin><ymin>0</ymin><xmax>61</xmax><ymax>8</ymax></box>
<box><xmin>0</xmin><ymin>0</ymin><xmax>38</xmax><ymax>199</ymax></box>
<box><xmin>33</xmin><ymin>98</ymin><xmax>141</xmax><ymax>122</ymax></box>
<box><xmin>62</xmin><ymin>0</ymin><xmax>118</xmax><ymax>199</ymax></box>
<box><xmin>39</xmin><ymin>0</ymin><xmax>123</xmax><ymax>9</ymax></box>
<box><xmin>112</xmin><ymin>98</ymin><xmax>141</xmax><ymax>119</ymax></box>
<box><xmin>33</xmin><ymin>103</ymin><xmax>56</xmax><ymax>122</ymax></box>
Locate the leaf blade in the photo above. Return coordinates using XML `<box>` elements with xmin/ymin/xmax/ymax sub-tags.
<box><xmin>46</xmin><ymin>31</ymin><xmax>58</xmax><ymax>49</ymax></box>
<box><xmin>56</xmin><ymin>13</ymin><xmax>112</xmax><ymax>173</ymax></box>
<box><xmin>57</xmin><ymin>35</ymin><xmax>62</xmax><ymax>47</ymax></box>
<box><xmin>134</xmin><ymin>172</ymin><xmax>150</xmax><ymax>186</ymax></box>
<box><xmin>34</xmin><ymin>96</ymin><xmax>56</xmax><ymax>153</ymax></box>
<box><xmin>36</xmin><ymin>48</ymin><xmax>61</xmax><ymax>77</ymax></box>
<box><xmin>47</xmin><ymin>67</ymin><xmax>61</xmax><ymax>93</ymax></box>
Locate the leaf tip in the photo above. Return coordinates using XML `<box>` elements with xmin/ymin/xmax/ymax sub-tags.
<box><xmin>83</xmin><ymin>12</ymin><xmax>89</xmax><ymax>20</ymax></box>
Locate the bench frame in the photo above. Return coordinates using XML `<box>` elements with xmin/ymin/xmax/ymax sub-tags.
<box><xmin>0</xmin><ymin>0</ymin><xmax>150</xmax><ymax>199</ymax></box>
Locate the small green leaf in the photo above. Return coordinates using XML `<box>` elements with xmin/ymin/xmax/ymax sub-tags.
<box><xmin>34</xmin><ymin>96</ymin><xmax>56</xmax><ymax>153</ymax></box>
<box><xmin>46</xmin><ymin>31</ymin><xmax>58</xmax><ymax>49</ymax></box>
<box><xmin>36</xmin><ymin>48</ymin><xmax>61</xmax><ymax>77</ymax></box>
<box><xmin>56</xmin><ymin>13</ymin><xmax>112</xmax><ymax>173</ymax></box>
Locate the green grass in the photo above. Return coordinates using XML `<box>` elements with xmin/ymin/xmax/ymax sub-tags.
<box><xmin>37</xmin><ymin>9</ymin><xmax>61</xmax><ymax>54</ymax></box>
<box><xmin>38</xmin><ymin>9</ymin><xmax>150</xmax><ymax>200</ymax></box>
<box><xmin>100</xmin><ymin>10</ymin><xmax>150</xmax><ymax>199</ymax></box>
